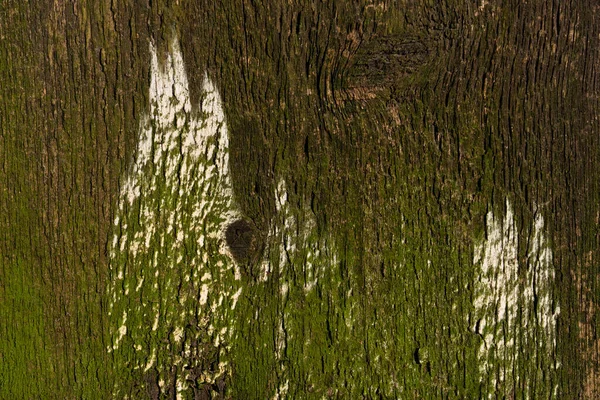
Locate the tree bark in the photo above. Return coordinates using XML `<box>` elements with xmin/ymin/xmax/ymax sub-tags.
<box><xmin>1</xmin><ymin>0</ymin><xmax>599</xmax><ymax>398</ymax></box>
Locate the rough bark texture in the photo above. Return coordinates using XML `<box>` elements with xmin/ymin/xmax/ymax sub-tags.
<box><xmin>1</xmin><ymin>0</ymin><xmax>599</xmax><ymax>398</ymax></box>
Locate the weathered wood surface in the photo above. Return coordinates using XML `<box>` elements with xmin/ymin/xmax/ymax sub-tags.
<box><xmin>1</xmin><ymin>0</ymin><xmax>599</xmax><ymax>398</ymax></box>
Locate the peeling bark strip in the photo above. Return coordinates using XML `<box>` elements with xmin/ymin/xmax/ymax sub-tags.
<box><xmin>107</xmin><ymin>39</ymin><xmax>241</xmax><ymax>398</ymax></box>
<box><xmin>473</xmin><ymin>200</ymin><xmax>560</xmax><ymax>398</ymax></box>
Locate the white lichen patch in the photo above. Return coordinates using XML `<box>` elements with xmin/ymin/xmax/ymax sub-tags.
<box><xmin>270</xmin><ymin>179</ymin><xmax>323</xmax><ymax>289</ymax></box>
<box><xmin>107</xmin><ymin>38</ymin><xmax>242</xmax><ymax>397</ymax></box>
<box><xmin>272</xmin><ymin>379</ymin><xmax>289</xmax><ymax>400</ymax></box>
<box><xmin>473</xmin><ymin>199</ymin><xmax>560</xmax><ymax>397</ymax></box>
<box><xmin>231</xmin><ymin>287</ymin><xmax>243</xmax><ymax>310</ymax></box>
<box><xmin>262</xmin><ymin>179</ymin><xmax>342</xmax><ymax>397</ymax></box>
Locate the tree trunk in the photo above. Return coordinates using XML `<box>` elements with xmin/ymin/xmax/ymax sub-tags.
<box><xmin>1</xmin><ymin>0</ymin><xmax>599</xmax><ymax>398</ymax></box>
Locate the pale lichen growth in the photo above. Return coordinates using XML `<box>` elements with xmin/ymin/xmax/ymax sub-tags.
<box><xmin>107</xmin><ymin>38</ymin><xmax>242</xmax><ymax>397</ymax></box>
<box><xmin>264</xmin><ymin>178</ymin><xmax>341</xmax><ymax>397</ymax></box>
<box><xmin>473</xmin><ymin>200</ymin><xmax>560</xmax><ymax>397</ymax></box>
